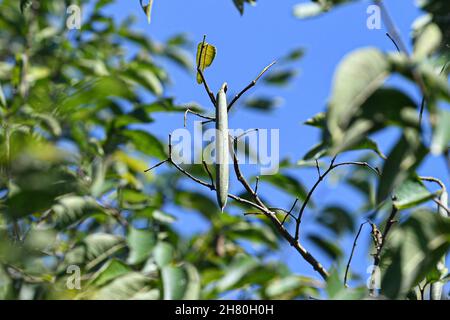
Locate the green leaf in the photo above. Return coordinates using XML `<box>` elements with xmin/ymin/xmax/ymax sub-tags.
<box><xmin>262</xmin><ymin>173</ymin><xmax>309</xmax><ymax>201</ymax></box>
<box><xmin>175</xmin><ymin>191</ymin><xmax>219</xmax><ymax>219</ymax></box>
<box><xmin>140</xmin><ymin>0</ymin><xmax>155</xmax><ymax>24</ymax></box>
<box><xmin>227</xmin><ymin>221</ymin><xmax>278</xmax><ymax>249</ymax></box>
<box><xmin>393</xmin><ymin>177</ymin><xmax>436</xmax><ymax>210</ymax></box>
<box><xmin>161</xmin><ymin>266</ymin><xmax>184</xmax><ymax>300</ymax></box>
<box><xmin>153</xmin><ymin>242</ymin><xmax>174</xmax><ymax>268</ymax></box>
<box><xmin>60</xmin><ymin>234</ymin><xmax>126</xmax><ymax>272</ymax></box>
<box><xmin>304</xmin><ymin>112</ymin><xmax>326</xmax><ymax>128</ymax></box>
<box><xmin>381</xmin><ymin>210</ymin><xmax>450</xmax><ymax>299</ymax></box>
<box><xmin>122</xmin><ymin>129</ymin><xmax>166</xmax><ymax>160</ymax></box>
<box><xmin>232</xmin><ymin>0</ymin><xmax>256</xmax><ymax>15</ymax></box>
<box><xmin>377</xmin><ymin>130</ymin><xmax>427</xmax><ymax>204</ymax></box>
<box><xmin>0</xmin><ymin>83</ymin><xmax>6</xmax><ymax>107</ymax></box>
<box><xmin>317</xmin><ymin>206</ymin><xmax>355</xmax><ymax>236</ymax></box>
<box><xmin>244</xmin><ymin>96</ymin><xmax>282</xmax><ymax>112</ymax></box>
<box><xmin>263</xmin><ymin>69</ymin><xmax>296</xmax><ymax>86</ymax></box>
<box><xmin>327</xmin><ymin>48</ymin><xmax>389</xmax><ymax>142</ymax></box>
<box><xmin>264</xmin><ymin>275</ymin><xmax>320</xmax><ymax>299</ymax></box>
<box><xmin>307</xmin><ymin>234</ymin><xmax>342</xmax><ymax>260</ymax></box>
<box><xmin>20</xmin><ymin>0</ymin><xmax>33</xmax><ymax>13</ymax></box>
<box><xmin>127</xmin><ymin>227</ymin><xmax>156</xmax><ymax>265</ymax></box>
<box><xmin>216</xmin><ymin>256</ymin><xmax>258</xmax><ymax>292</ymax></box>
<box><xmin>52</xmin><ymin>196</ymin><xmax>102</xmax><ymax>229</ymax></box>
<box><xmin>92</xmin><ymin>272</ymin><xmax>159</xmax><ymax>300</ymax></box>
<box><xmin>431</xmin><ymin>109</ymin><xmax>450</xmax><ymax>155</ymax></box>
<box><xmin>0</xmin><ymin>264</ymin><xmax>13</xmax><ymax>300</ymax></box>
<box><xmin>89</xmin><ymin>259</ymin><xmax>132</xmax><ymax>287</ymax></box>
<box><xmin>413</xmin><ymin>23</ymin><xmax>442</xmax><ymax>60</ymax></box>
<box><xmin>161</xmin><ymin>263</ymin><xmax>200</xmax><ymax>300</ymax></box>
<box><xmin>293</xmin><ymin>2</ymin><xmax>325</xmax><ymax>19</ymax></box>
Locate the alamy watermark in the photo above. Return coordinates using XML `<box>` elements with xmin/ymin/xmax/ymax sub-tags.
<box><xmin>171</xmin><ymin>121</ymin><xmax>280</xmax><ymax>175</ymax></box>
<box><xmin>366</xmin><ymin>4</ymin><xmax>381</xmax><ymax>30</ymax></box>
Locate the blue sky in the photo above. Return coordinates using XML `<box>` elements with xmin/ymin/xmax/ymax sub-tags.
<box><xmin>101</xmin><ymin>0</ymin><xmax>449</xmax><ymax>292</ymax></box>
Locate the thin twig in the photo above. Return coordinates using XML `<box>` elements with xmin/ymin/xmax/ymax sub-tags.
<box><xmin>227</xmin><ymin>61</ymin><xmax>276</xmax><ymax>111</ymax></box>
<box><xmin>295</xmin><ymin>157</ymin><xmax>380</xmax><ymax>240</ymax></box>
<box><xmin>344</xmin><ymin>221</ymin><xmax>369</xmax><ymax>287</ymax></box>
<box><xmin>229</xmin><ymin>141</ymin><xmax>329</xmax><ymax>279</ymax></box>
<box><xmin>144</xmin><ymin>159</ymin><xmax>168</xmax><ymax>172</ymax></box>
<box><xmin>184</xmin><ymin>108</ymin><xmax>215</xmax><ymax>127</ymax></box>
<box><xmin>315</xmin><ymin>159</ymin><xmax>321</xmax><ymax>177</ymax></box>
<box><xmin>385</xmin><ymin>32</ymin><xmax>400</xmax><ymax>53</ymax></box>
<box><xmin>433</xmin><ymin>198</ymin><xmax>450</xmax><ymax>216</ymax></box>
<box><xmin>369</xmin><ymin>205</ymin><xmax>398</xmax><ymax>296</ymax></box>
<box><xmin>202</xmin><ymin>160</ymin><xmax>215</xmax><ymax>187</ymax></box>
<box><xmin>254</xmin><ymin>176</ymin><xmax>260</xmax><ymax>195</ymax></box>
<box><xmin>235</xmin><ymin>128</ymin><xmax>259</xmax><ymax>141</ymax></box>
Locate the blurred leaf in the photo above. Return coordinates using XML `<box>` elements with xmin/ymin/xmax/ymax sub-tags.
<box><xmin>60</xmin><ymin>234</ymin><xmax>126</xmax><ymax>272</ymax></box>
<box><xmin>216</xmin><ymin>255</ymin><xmax>258</xmax><ymax>292</ymax></box>
<box><xmin>227</xmin><ymin>221</ymin><xmax>278</xmax><ymax>249</ymax></box>
<box><xmin>0</xmin><ymin>264</ymin><xmax>14</xmax><ymax>299</ymax></box>
<box><xmin>127</xmin><ymin>227</ymin><xmax>156</xmax><ymax>265</ymax></box>
<box><xmin>264</xmin><ymin>275</ymin><xmax>320</xmax><ymax>299</ymax></box>
<box><xmin>304</xmin><ymin>112</ymin><xmax>326</xmax><ymax>128</ymax></box>
<box><xmin>317</xmin><ymin>206</ymin><xmax>355</xmax><ymax>236</ymax></box>
<box><xmin>244</xmin><ymin>96</ymin><xmax>282</xmax><ymax>112</ymax></box>
<box><xmin>282</xmin><ymin>48</ymin><xmax>305</xmax><ymax>62</ymax></box>
<box><xmin>431</xmin><ymin>109</ymin><xmax>450</xmax><ymax>155</ymax></box>
<box><xmin>153</xmin><ymin>242</ymin><xmax>174</xmax><ymax>268</ymax></box>
<box><xmin>293</xmin><ymin>2</ymin><xmax>325</xmax><ymax>19</ymax></box>
<box><xmin>381</xmin><ymin>210</ymin><xmax>450</xmax><ymax>299</ymax></box>
<box><xmin>233</xmin><ymin>0</ymin><xmax>256</xmax><ymax>15</ymax></box>
<box><xmin>413</xmin><ymin>23</ymin><xmax>442</xmax><ymax>60</ymax></box>
<box><xmin>308</xmin><ymin>234</ymin><xmax>342</xmax><ymax>260</ymax></box>
<box><xmin>52</xmin><ymin>196</ymin><xmax>102</xmax><ymax>229</ymax></box>
<box><xmin>122</xmin><ymin>129</ymin><xmax>166</xmax><ymax>160</ymax></box>
<box><xmin>263</xmin><ymin>69</ymin><xmax>296</xmax><ymax>86</ymax></box>
<box><xmin>327</xmin><ymin>48</ymin><xmax>389</xmax><ymax>142</ymax></box>
<box><xmin>161</xmin><ymin>263</ymin><xmax>200</xmax><ymax>300</ymax></box>
<box><xmin>140</xmin><ymin>0</ymin><xmax>155</xmax><ymax>24</ymax></box>
<box><xmin>90</xmin><ymin>259</ymin><xmax>132</xmax><ymax>287</ymax></box>
<box><xmin>262</xmin><ymin>173</ymin><xmax>308</xmax><ymax>201</ymax></box>
<box><xmin>92</xmin><ymin>272</ymin><xmax>159</xmax><ymax>300</ymax></box>
<box><xmin>175</xmin><ymin>191</ymin><xmax>219</xmax><ymax>219</ymax></box>
<box><xmin>20</xmin><ymin>0</ymin><xmax>32</xmax><ymax>13</ymax></box>
<box><xmin>377</xmin><ymin>130</ymin><xmax>427</xmax><ymax>204</ymax></box>
<box><xmin>393</xmin><ymin>177</ymin><xmax>436</xmax><ymax>210</ymax></box>
<box><xmin>0</xmin><ymin>83</ymin><xmax>6</xmax><ymax>107</ymax></box>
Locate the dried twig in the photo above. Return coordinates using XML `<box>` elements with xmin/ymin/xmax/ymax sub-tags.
<box><xmin>227</xmin><ymin>61</ymin><xmax>276</xmax><ymax>111</ymax></box>
<box><xmin>294</xmin><ymin>156</ymin><xmax>380</xmax><ymax>241</ymax></box>
<box><xmin>344</xmin><ymin>221</ymin><xmax>369</xmax><ymax>287</ymax></box>
<box><xmin>184</xmin><ymin>108</ymin><xmax>215</xmax><ymax>127</ymax></box>
<box><xmin>369</xmin><ymin>205</ymin><xmax>398</xmax><ymax>296</ymax></box>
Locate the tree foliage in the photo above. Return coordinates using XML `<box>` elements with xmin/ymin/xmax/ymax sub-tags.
<box><xmin>0</xmin><ymin>0</ymin><xmax>449</xmax><ymax>300</ymax></box>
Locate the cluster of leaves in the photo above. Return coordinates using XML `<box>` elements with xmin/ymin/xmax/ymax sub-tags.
<box><xmin>293</xmin><ymin>0</ymin><xmax>450</xmax><ymax>299</ymax></box>
<box><xmin>1</xmin><ymin>0</ymin><xmax>449</xmax><ymax>301</ymax></box>
<box><xmin>0</xmin><ymin>0</ymin><xmax>320</xmax><ymax>300</ymax></box>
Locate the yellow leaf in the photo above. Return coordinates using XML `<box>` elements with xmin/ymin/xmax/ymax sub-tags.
<box><xmin>196</xmin><ymin>40</ymin><xmax>216</xmax><ymax>84</ymax></box>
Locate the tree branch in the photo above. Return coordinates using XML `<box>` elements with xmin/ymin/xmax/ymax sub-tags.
<box><xmin>295</xmin><ymin>157</ymin><xmax>380</xmax><ymax>241</ymax></box>
<box><xmin>227</xmin><ymin>61</ymin><xmax>276</xmax><ymax>111</ymax></box>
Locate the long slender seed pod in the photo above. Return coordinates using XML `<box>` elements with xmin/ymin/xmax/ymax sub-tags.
<box><xmin>215</xmin><ymin>82</ymin><xmax>229</xmax><ymax>212</ymax></box>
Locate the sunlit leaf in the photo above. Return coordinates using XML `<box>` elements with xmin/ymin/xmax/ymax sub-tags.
<box><xmin>196</xmin><ymin>40</ymin><xmax>216</xmax><ymax>84</ymax></box>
